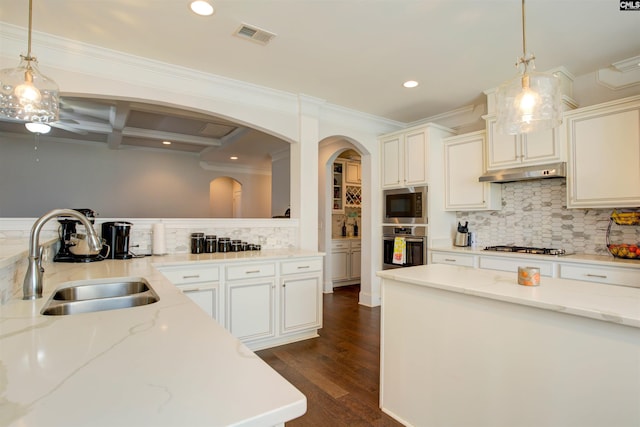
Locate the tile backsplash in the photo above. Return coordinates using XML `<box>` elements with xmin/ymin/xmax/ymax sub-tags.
<box><xmin>456</xmin><ymin>179</ymin><xmax>640</xmax><ymax>255</ymax></box>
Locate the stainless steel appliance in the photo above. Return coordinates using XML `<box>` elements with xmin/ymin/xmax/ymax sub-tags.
<box><xmin>383</xmin><ymin>226</ymin><xmax>427</xmax><ymax>269</ymax></box>
<box><xmin>383</xmin><ymin>186</ymin><xmax>427</xmax><ymax>225</ymax></box>
<box><xmin>54</xmin><ymin>208</ymin><xmax>106</xmax><ymax>263</ymax></box>
<box><xmin>454</xmin><ymin>221</ymin><xmax>469</xmax><ymax>247</ymax></box>
<box><xmin>484</xmin><ymin>245</ymin><xmax>566</xmax><ymax>256</ymax></box>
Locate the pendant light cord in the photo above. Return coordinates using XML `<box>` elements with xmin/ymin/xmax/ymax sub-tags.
<box><xmin>521</xmin><ymin>0</ymin><xmax>526</xmax><ymax>56</ymax></box>
<box><xmin>25</xmin><ymin>0</ymin><xmax>34</xmax><ymax>61</ymax></box>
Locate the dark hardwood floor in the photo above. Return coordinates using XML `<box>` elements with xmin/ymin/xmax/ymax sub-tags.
<box><xmin>256</xmin><ymin>285</ymin><xmax>403</xmax><ymax>426</ymax></box>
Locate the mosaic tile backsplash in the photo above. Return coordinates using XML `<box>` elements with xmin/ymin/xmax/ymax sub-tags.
<box><xmin>456</xmin><ymin>179</ymin><xmax>640</xmax><ymax>255</ymax></box>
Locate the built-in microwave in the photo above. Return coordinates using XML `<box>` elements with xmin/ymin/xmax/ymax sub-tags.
<box><xmin>383</xmin><ymin>186</ymin><xmax>427</xmax><ymax>224</ymax></box>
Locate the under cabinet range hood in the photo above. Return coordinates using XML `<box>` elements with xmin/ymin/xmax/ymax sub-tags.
<box><xmin>479</xmin><ymin>162</ymin><xmax>566</xmax><ymax>183</ymax></box>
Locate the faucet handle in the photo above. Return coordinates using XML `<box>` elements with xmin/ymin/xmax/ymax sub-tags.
<box><xmin>38</xmin><ymin>245</ymin><xmax>45</xmax><ymax>272</ymax></box>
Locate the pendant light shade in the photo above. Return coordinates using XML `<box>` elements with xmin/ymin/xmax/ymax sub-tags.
<box><xmin>495</xmin><ymin>0</ymin><xmax>561</xmax><ymax>135</ymax></box>
<box><xmin>0</xmin><ymin>0</ymin><xmax>60</xmax><ymax>123</ymax></box>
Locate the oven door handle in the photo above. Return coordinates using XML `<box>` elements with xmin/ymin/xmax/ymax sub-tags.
<box><xmin>383</xmin><ymin>237</ymin><xmax>425</xmax><ymax>243</ymax></box>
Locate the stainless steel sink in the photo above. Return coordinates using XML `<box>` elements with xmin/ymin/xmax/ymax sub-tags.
<box><xmin>53</xmin><ymin>280</ymin><xmax>151</xmax><ymax>301</ymax></box>
<box><xmin>42</xmin><ymin>277</ymin><xmax>159</xmax><ymax>316</ymax></box>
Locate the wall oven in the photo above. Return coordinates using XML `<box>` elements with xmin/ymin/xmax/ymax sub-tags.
<box><xmin>383</xmin><ymin>186</ymin><xmax>427</xmax><ymax>225</ymax></box>
<box><xmin>382</xmin><ymin>226</ymin><xmax>427</xmax><ymax>270</ymax></box>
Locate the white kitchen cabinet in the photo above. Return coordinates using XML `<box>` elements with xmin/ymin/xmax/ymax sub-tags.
<box><xmin>331</xmin><ymin>239</ymin><xmax>361</xmax><ymax>286</ymax></box>
<box><xmin>565</xmin><ymin>95</ymin><xmax>640</xmax><ymax>208</ymax></box>
<box><xmin>345</xmin><ymin>161</ymin><xmax>361</xmax><ymax>184</ymax></box>
<box><xmin>430</xmin><ymin>251</ymin><xmax>477</xmax><ymax>267</ymax></box>
<box><xmin>443</xmin><ymin>131</ymin><xmax>501</xmax><ymax>211</ymax></box>
<box><xmin>158</xmin><ymin>264</ymin><xmax>220</xmax><ymax>322</ymax></box>
<box><xmin>226</xmin><ymin>277</ymin><xmax>276</xmax><ymax>342</ymax></box>
<box><xmin>280</xmin><ymin>258</ymin><xmax>323</xmax><ymax>334</ymax></box>
<box><xmin>485</xmin><ymin>116</ymin><xmax>562</xmax><ymax>170</ymax></box>
<box><xmin>479</xmin><ymin>255</ymin><xmax>555</xmax><ymax>277</ymax></box>
<box><xmin>558</xmin><ymin>263</ymin><xmax>640</xmax><ymax>288</ymax></box>
<box><xmin>380</xmin><ymin>124</ymin><xmax>456</xmax><ymax>189</ymax></box>
<box><xmin>332</xmin><ymin>160</ymin><xmax>345</xmax><ymax>213</ymax></box>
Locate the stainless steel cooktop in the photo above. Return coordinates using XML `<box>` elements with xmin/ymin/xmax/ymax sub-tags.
<box><xmin>483</xmin><ymin>245</ymin><xmax>567</xmax><ymax>256</ymax></box>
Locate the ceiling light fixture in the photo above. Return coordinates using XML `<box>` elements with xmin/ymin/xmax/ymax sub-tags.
<box><xmin>162</xmin><ymin>140</ymin><xmax>172</xmax><ymax>145</ymax></box>
<box><xmin>25</xmin><ymin>122</ymin><xmax>51</xmax><ymax>134</ymax></box>
<box><xmin>495</xmin><ymin>0</ymin><xmax>561</xmax><ymax>135</ymax></box>
<box><xmin>0</xmin><ymin>0</ymin><xmax>59</xmax><ymax>124</ymax></box>
<box><xmin>230</xmin><ymin>156</ymin><xmax>238</xmax><ymax>160</ymax></box>
<box><xmin>403</xmin><ymin>80</ymin><xmax>419</xmax><ymax>88</ymax></box>
<box><xmin>190</xmin><ymin>1</ymin><xmax>214</xmax><ymax>16</ymax></box>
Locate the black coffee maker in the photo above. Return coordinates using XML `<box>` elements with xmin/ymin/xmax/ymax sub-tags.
<box><xmin>54</xmin><ymin>208</ymin><xmax>105</xmax><ymax>263</ymax></box>
<box><xmin>101</xmin><ymin>221</ymin><xmax>133</xmax><ymax>259</ymax></box>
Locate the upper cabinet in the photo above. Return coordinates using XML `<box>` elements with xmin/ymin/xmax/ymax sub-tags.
<box><xmin>485</xmin><ymin>117</ymin><xmax>563</xmax><ymax>170</ymax></box>
<box><xmin>332</xmin><ymin>161</ymin><xmax>345</xmax><ymax>213</ymax></box>
<box><xmin>380</xmin><ymin>124</ymin><xmax>455</xmax><ymax>189</ymax></box>
<box><xmin>443</xmin><ymin>131</ymin><xmax>501</xmax><ymax>211</ymax></box>
<box><xmin>345</xmin><ymin>161</ymin><xmax>361</xmax><ymax>185</ymax></box>
<box><xmin>565</xmin><ymin>95</ymin><xmax>640</xmax><ymax>208</ymax></box>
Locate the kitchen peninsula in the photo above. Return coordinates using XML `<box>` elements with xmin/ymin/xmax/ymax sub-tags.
<box><xmin>378</xmin><ymin>264</ymin><xmax>640</xmax><ymax>427</ymax></box>
<box><xmin>0</xmin><ymin>248</ymin><xmax>323</xmax><ymax>427</ymax></box>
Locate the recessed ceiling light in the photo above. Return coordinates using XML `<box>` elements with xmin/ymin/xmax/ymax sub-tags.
<box><xmin>162</xmin><ymin>141</ymin><xmax>172</xmax><ymax>145</ymax></box>
<box><xmin>230</xmin><ymin>156</ymin><xmax>238</xmax><ymax>160</ymax></box>
<box><xmin>25</xmin><ymin>122</ymin><xmax>51</xmax><ymax>134</ymax></box>
<box><xmin>190</xmin><ymin>1</ymin><xmax>214</xmax><ymax>16</ymax></box>
<box><xmin>403</xmin><ymin>80</ymin><xmax>419</xmax><ymax>88</ymax></box>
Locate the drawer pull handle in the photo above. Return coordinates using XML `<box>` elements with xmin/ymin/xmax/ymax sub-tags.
<box><xmin>184</xmin><ymin>288</ymin><xmax>200</xmax><ymax>292</ymax></box>
<box><xmin>297</xmin><ymin>265</ymin><xmax>310</xmax><ymax>269</ymax></box>
<box><xmin>586</xmin><ymin>274</ymin><xmax>607</xmax><ymax>279</ymax></box>
<box><xmin>444</xmin><ymin>258</ymin><xmax>456</xmax><ymax>262</ymax></box>
<box><xmin>245</xmin><ymin>270</ymin><xmax>261</xmax><ymax>274</ymax></box>
<box><xmin>182</xmin><ymin>275</ymin><xmax>200</xmax><ymax>279</ymax></box>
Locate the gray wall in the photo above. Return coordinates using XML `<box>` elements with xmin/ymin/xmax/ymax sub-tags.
<box><xmin>0</xmin><ymin>137</ymin><xmax>272</xmax><ymax>218</ymax></box>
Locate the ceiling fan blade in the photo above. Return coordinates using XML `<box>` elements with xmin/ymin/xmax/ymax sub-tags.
<box><xmin>49</xmin><ymin>122</ymin><xmax>89</xmax><ymax>135</ymax></box>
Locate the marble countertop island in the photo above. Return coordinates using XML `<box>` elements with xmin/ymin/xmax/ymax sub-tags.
<box><xmin>377</xmin><ymin>263</ymin><xmax>640</xmax><ymax>328</ymax></box>
<box><xmin>0</xmin><ymin>252</ymin><xmax>310</xmax><ymax>427</ymax></box>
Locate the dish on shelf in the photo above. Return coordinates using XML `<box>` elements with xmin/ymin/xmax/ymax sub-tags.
<box><xmin>611</xmin><ymin>210</ymin><xmax>640</xmax><ymax>225</ymax></box>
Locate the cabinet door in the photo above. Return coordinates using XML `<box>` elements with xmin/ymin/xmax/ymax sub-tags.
<box><xmin>486</xmin><ymin>118</ymin><xmax>520</xmax><ymax>169</ymax></box>
<box><xmin>330</xmin><ymin>250</ymin><xmax>350</xmax><ymax>281</ymax></box>
<box><xmin>345</xmin><ymin>161</ymin><xmax>361</xmax><ymax>184</ymax></box>
<box><xmin>180</xmin><ymin>285</ymin><xmax>218</xmax><ymax>320</ymax></box>
<box><xmin>281</xmin><ymin>274</ymin><xmax>322</xmax><ymax>334</ymax></box>
<box><xmin>404</xmin><ymin>129</ymin><xmax>429</xmax><ymax>185</ymax></box>
<box><xmin>567</xmin><ymin>98</ymin><xmax>640</xmax><ymax>208</ymax></box>
<box><xmin>521</xmin><ymin>127</ymin><xmax>562</xmax><ymax>165</ymax></box>
<box><xmin>350</xmin><ymin>249</ymin><xmax>361</xmax><ymax>280</ymax></box>
<box><xmin>444</xmin><ymin>132</ymin><xmax>500</xmax><ymax>211</ymax></box>
<box><xmin>381</xmin><ymin>135</ymin><xmax>402</xmax><ymax>188</ymax></box>
<box><xmin>226</xmin><ymin>279</ymin><xmax>275</xmax><ymax>342</ymax></box>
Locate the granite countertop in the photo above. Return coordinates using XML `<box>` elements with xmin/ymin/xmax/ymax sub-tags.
<box><xmin>0</xmin><ymin>252</ymin><xmax>314</xmax><ymax>427</ymax></box>
<box><xmin>430</xmin><ymin>245</ymin><xmax>640</xmax><ymax>269</ymax></box>
<box><xmin>377</xmin><ymin>264</ymin><xmax>640</xmax><ymax>329</ymax></box>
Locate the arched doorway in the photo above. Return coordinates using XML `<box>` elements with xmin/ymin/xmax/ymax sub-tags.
<box><xmin>210</xmin><ymin>177</ymin><xmax>242</xmax><ymax>218</ymax></box>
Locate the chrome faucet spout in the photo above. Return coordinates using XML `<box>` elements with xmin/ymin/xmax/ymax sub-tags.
<box><xmin>23</xmin><ymin>209</ymin><xmax>102</xmax><ymax>300</ymax></box>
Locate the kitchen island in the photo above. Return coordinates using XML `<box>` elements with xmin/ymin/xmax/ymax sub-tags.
<box><xmin>378</xmin><ymin>264</ymin><xmax>640</xmax><ymax>427</ymax></box>
<box><xmin>0</xmin><ymin>251</ymin><xmax>315</xmax><ymax>427</ymax></box>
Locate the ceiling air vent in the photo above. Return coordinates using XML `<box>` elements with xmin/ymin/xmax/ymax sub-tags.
<box><xmin>234</xmin><ymin>23</ymin><xmax>276</xmax><ymax>45</ymax></box>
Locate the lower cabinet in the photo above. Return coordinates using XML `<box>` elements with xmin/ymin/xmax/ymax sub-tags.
<box><xmin>331</xmin><ymin>239</ymin><xmax>361</xmax><ymax>286</ymax></box>
<box><xmin>430</xmin><ymin>249</ymin><xmax>639</xmax><ymax>288</ymax></box>
<box><xmin>227</xmin><ymin>277</ymin><xmax>276</xmax><ymax>342</ymax></box>
<box><xmin>158</xmin><ymin>255</ymin><xmax>323</xmax><ymax>350</ymax></box>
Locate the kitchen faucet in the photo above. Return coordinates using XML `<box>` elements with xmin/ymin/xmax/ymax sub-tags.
<box><xmin>23</xmin><ymin>209</ymin><xmax>103</xmax><ymax>300</ymax></box>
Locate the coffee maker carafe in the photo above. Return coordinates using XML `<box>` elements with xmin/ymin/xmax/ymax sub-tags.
<box><xmin>101</xmin><ymin>222</ymin><xmax>133</xmax><ymax>259</ymax></box>
<box><xmin>54</xmin><ymin>208</ymin><xmax>105</xmax><ymax>263</ymax></box>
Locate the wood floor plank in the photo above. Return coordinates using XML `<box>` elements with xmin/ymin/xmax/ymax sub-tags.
<box><xmin>256</xmin><ymin>285</ymin><xmax>403</xmax><ymax>426</ymax></box>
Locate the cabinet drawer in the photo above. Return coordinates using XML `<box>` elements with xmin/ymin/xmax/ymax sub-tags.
<box><xmin>559</xmin><ymin>264</ymin><xmax>640</xmax><ymax>288</ymax></box>
<box><xmin>332</xmin><ymin>240</ymin><xmax>350</xmax><ymax>250</ymax></box>
<box><xmin>226</xmin><ymin>262</ymin><xmax>276</xmax><ymax>281</ymax></box>
<box><xmin>431</xmin><ymin>252</ymin><xmax>475</xmax><ymax>267</ymax></box>
<box><xmin>350</xmin><ymin>240</ymin><xmax>362</xmax><ymax>250</ymax></box>
<box><xmin>281</xmin><ymin>258</ymin><xmax>323</xmax><ymax>275</ymax></box>
<box><xmin>160</xmin><ymin>265</ymin><xmax>220</xmax><ymax>284</ymax></box>
<box><xmin>479</xmin><ymin>256</ymin><xmax>554</xmax><ymax>277</ymax></box>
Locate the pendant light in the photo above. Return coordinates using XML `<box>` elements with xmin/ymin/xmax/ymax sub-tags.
<box><xmin>495</xmin><ymin>0</ymin><xmax>561</xmax><ymax>135</ymax></box>
<box><xmin>0</xmin><ymin>0</ymin><xmax>59</xmax><ymax>124</ymax></box>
